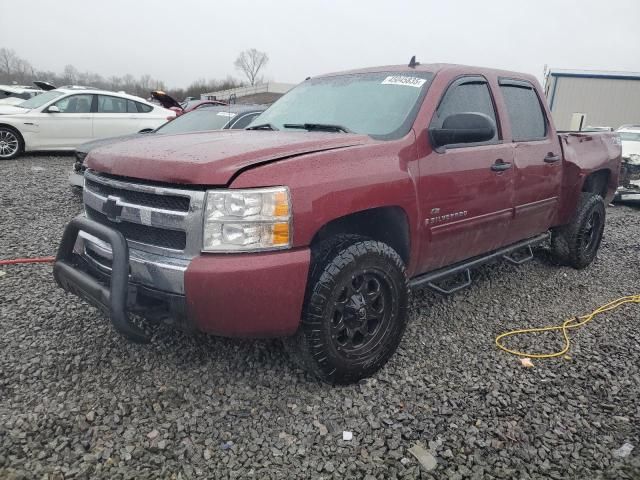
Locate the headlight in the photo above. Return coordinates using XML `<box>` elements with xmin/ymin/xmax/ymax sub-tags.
<box><xmin>202</xmin><ymin>186</ymin><xmax>291</xmax><ymax>252</ymax></box>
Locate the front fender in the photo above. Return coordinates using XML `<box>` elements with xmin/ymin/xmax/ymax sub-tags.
<box><xmin>230</xmin><ymin>135</ymin><xmax>422</xmax><ymax>274</ymax></box>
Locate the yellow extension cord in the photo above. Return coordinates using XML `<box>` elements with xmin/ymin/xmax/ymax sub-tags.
<box><xmin>495</xmin><ymin>294</ymin><xmax>640</xmax><ymax>359</ymax></box>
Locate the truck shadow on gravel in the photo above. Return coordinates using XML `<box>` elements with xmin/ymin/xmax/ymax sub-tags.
<box><xmin>71</xmin><ymin>210</ymin><xmax>639</xmax><ymax>387</ymax></box>
<box><xmin>135</xmin><ymin>321</ymin><xmax>303</xmax><ymax>384</ymax></box>
<box><xmin>133</xmin><ymin>245</ymin><xmax>565</xmax><ymax>386</ymax></box>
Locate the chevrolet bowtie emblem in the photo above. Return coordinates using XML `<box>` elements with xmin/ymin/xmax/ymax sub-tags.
<box><xmin>102</xmin><ymin>195</ymin><xmax>124</xmax><ymax>222</ymax></box>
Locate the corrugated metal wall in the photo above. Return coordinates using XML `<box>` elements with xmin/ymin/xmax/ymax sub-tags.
<box><xmin>547</xmin><ymin>76</ymin><xmax>640</xmax><ymax>130</ymax></box>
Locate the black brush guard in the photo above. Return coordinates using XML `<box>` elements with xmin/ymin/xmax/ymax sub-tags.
<box><xmin>53</xmin><ymin>215</ymin><xmax>149</xmax><ymax>343</ymax></box>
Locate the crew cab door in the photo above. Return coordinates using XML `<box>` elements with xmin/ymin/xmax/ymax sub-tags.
<box><xmin>416</xmin><ymin>76</ymin><xmax>515</xmax><ymax>273</ymax></box>
<box><xmin>34</xmin><ymin>93</ymin><xmax>94</xmax><ymax>149</ymax></box>
<box><xmin>498</xmin><ymin>79</ymin><xmax>562</xmax><ymax>243</ymax></box>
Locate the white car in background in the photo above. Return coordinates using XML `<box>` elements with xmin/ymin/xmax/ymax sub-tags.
<box><xmin>0</xmin><ymin>87</ymin><xmax>175</xmax><ymax>159</ymax></box>
<box><xmin>615</xmin><ymin>125</ymin><xmax>640</xmax><ymax>202</ymax></box>
<box><xmin>0</xmin><ymin>81</ymin><xmax>55</xmax><ymax>105</ymax></box>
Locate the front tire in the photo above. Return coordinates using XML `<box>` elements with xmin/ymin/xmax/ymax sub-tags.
<box><xmin>551</xmin><ymin>192</ymin><xmax>605</xmax><ymax>269</ymax></box>
<box><xmin>0</xmin><ymin>127</ymin><xmax>23</xmax><ymax>160</ymax></box>
<box><xmin>285</xmin><ymin>235</ymin><xmax>409</xmax><ymax>384</ymax></box>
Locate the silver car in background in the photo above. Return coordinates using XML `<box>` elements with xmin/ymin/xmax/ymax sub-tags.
<box><xmin>69</xmin><ymin>104</ymin><xmax>266</xmax><ymax>189</ymax></box>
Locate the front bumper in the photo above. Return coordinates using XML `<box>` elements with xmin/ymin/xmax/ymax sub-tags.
<box><xmin>69</xmin><ymin>170</ymin><xmax>84</xmax><ymax>188</ymax></box>
<box><xmin>54</xmin><ymin>216</ymin><xmax>310</xmax><ymax>340</ymax></box>
<box><xmin>54</xmin><ymin>216</ymin><xmax>151</xmax><ymax>343</ymax></box>
<box><xmin>69</xmin><ymin>155</ymin><xmax>86</xmax><ymax>188</ymax></box>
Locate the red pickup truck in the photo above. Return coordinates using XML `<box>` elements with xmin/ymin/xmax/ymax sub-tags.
<box><xmin>54</xmin><ymin>62</ymin><xmax>621</xmax><ymax>384</ymax></box>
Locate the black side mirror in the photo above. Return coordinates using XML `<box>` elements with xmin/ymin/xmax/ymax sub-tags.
<box><xmin>430</xmin><ymin>112</ymin><xmax>496</xmax><ymax>149</ymax></box>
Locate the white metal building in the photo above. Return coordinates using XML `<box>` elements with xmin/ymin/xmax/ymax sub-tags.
<box><xmin>545</xmin><ymin>69</ymin><xmax>640</xmax><ymax>130</ymax></box>
<box><xmin>201</xmin><ymin>82</ymin><xmax>295</xmax><ymax>105</ymax></box>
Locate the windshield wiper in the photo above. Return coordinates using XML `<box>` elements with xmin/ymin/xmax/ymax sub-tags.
<box><xmin>283</xmin><ymin>123</ymin><xmax>352</xmax><ymax>133</ymax></box>
<box><xmin>246</xmin><ymin>123</ymin><xmax>279</xmax><ymax>131</ymax></box>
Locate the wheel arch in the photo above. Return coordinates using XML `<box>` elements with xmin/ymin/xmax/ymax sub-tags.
<box><xmin>310</xmin><ymin>206</ymin><xmax>411</xmax><ymax>267</ymax></box>
<box><xmin>0</xmin><ymin>123</ymin><xmax>25</xmax><ymax>157</ymax></box>
<box><xmin>581</xmin><ymin>168</ymin><xmax>611</xmax><ymax>198</ymax></box>
<box><xmin>0</xmin><ymin>123</ymin><xmax>24</xmax><ymax>137</ymax></box>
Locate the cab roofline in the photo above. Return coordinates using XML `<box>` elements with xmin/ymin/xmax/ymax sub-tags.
<box><xmin>313</xmin><ymin>63</ymin><xmax>538</xmax><ymax>83</ymax></box>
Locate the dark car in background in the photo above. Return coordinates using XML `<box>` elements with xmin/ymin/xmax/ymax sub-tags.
<box><xmin>69</xmin><ymin>104</ymin><xmax>265</xmax><ymax>188</ymax></box>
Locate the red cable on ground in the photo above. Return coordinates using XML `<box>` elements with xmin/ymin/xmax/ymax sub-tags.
<box><xmin>0</xmin><ymin>257</ymin><xmax>55</xmax><ymax>266</ymax></box>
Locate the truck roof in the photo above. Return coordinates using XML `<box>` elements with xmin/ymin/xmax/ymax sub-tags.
<box><xmin>316</xmin><ymin>63</ymin><xmax>539</xmax><ymax>84</ymax></box>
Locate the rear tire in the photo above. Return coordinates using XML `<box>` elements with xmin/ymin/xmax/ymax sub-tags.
<box><xmin>0</xmin><ymin>126</ymin><xmax>23</xmax><ymax>160</ymax></box>
<box><xmin>551</xmin><ymin>192</ymin><xmax>605</xmax><ymax>269</ymax></box>
<box><xmin>285</xmin><ymin>235</ymin><xmax>409</xmax><ymax>384</ymax></box>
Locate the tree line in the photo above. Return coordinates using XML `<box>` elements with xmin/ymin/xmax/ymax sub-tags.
<box><xmin>0</xmin><ymin>48</ymin><xmax>246</xmax><ymax>101</ymax></box>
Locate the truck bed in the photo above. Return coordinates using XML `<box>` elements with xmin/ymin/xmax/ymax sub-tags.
<box><xmin>556</xmin><ymin>131</ymin><xmax>621</xmax><ymax>223</ymax></box>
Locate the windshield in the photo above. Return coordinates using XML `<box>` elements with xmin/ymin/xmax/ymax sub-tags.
<box><xmin>250</xmin><ymin>71</ymin><xmax>434</xmax><ymax>139</ymax></box>
<box><xmin>619</xmin><ymin>132</ymin><xmax>640</xmax><ymax>142</ymax></box>
<box><xmin>18</xmin><ymin>90</ymin><xmax>65</xmax><ymax>109</ymax></box>
<box><xmin>156</xmin><ymin>109</ymin><xmax>235</xmax><ymax>134</ymax></box>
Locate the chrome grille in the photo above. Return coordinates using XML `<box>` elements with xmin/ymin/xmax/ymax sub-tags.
<box><xmin>86</xmin><ymin>206</ymin><xmax>187</xmax><ymax>250</ymax></box>
<box><xmin>85</xmin><ymin>178</ymin><xmax>190</xmax><ymax>212</ymax></box>
<box><xmin>82</xmin><ymin>170</ymin><xmax>206</xmax><ymax>257</ymax></box>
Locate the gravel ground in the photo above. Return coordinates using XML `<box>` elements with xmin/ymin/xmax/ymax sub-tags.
<box><xmin>1</xmin><ymin>154</ymin><xmax>639</xmax><ymax>480</ymax></box>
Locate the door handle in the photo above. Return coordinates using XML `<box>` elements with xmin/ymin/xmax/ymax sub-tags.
<box><xmin>544</xmin><ymin>153</ymin><xmax>561</xmax><ymax>163</ymax></box>
<box><xmin>491</xmin><ymin>159</ymin><xmax>512</xmax><ymax>172</ymax></box>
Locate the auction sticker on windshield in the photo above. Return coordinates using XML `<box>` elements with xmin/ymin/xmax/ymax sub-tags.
<box><xmin>381</xmin><ymin>76</ymin><xmax>426</xmax><ymax>88</ymax></box>
<box><xmin>217</xmin><ymin>112</ymin><xmax>236</xmax><ymax>117</ymax></box>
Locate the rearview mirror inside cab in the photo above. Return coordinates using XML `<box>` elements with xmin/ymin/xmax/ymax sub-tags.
<box><xmin>430</xmin><ymin>112</ymin><xmax>496</xmax><ymax>149</ymax></box>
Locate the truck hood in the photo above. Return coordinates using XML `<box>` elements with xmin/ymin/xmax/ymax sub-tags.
<box><xmin>86</xmin><ymin>130</ymin><xmax>370</xmax><ymax>185</ymax></box>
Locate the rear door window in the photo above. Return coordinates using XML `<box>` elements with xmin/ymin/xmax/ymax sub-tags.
<box><xmin>127</xmin><ymin>100</ymin><xmax>139</xmax><ymax>113</ymax></box>
<box><xmin>136</xmin><ymin>102</ymin><xmax>153</xmax><ymax>113</ymax></box>
<box><xmin>97</xmin><ymin>95</ymin><xmax>128</xmax><ymax>113</ymax></box>
<box><xmin>430</xmin><ymin>77</ymin><xmax>499</xmax><ymax>145</ymax></box>
<box><xmin>499</xmin><ymin>80</ymin><xmax>547</xmax><ymax>141</ymax></box>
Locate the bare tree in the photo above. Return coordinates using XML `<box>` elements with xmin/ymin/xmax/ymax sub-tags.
<box><xmin>234</xmin><ymin>49</ymin><xmax>269</xmax><ymax>86</ymax></box>
<box><xmin>138</xmin><ymin>74</ymin><xmax>153</xmax><ymax>92</ymax></box>
<box><xmin>62</xmin><ymin>64</ymin><xmax>79</xmax><ymax>85</ymax></box>
<box><xmin>0</xmin><ymin>48</ymin><xmax>19</xmax><ymax>82</ymax></box>
<box><xmin>0</xmin><ymin>48</ymin><xmax>243</xmax><ymax>100</ymax></box>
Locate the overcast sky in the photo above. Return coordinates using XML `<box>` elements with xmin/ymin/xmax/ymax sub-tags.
<box><xmin>2</xmin><ymin>0</ymin><xmax>639</xmax><ymax>88</ymax></box>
